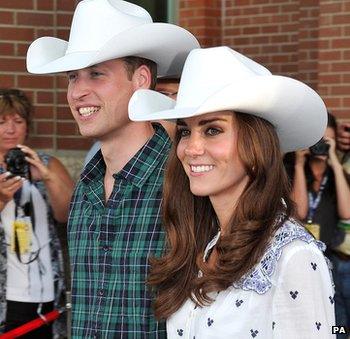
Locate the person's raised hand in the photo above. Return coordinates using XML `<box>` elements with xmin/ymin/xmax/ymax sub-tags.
<box><xmin>324</xmin><ymin>137</ymin><xmax>341</xmax><ymax>169</ymax></box>
<box><xmin>0</xmin><ymin>172</ymin><xmax>23</xmax><ymax>204</ymax></box>
<box><xmin>17</xmin><ymin>144</ymin><xmax>50</xmax><ymax>182</ymax></box>
<box><xmin>337</xmin><ymin>122</ymin><xmax>350</xmax><ymax>152</ymax></box>
<box><xmin>295</xmin><ymin>149</ymin><xmax>309</xmax><ymax>167</ymax></box>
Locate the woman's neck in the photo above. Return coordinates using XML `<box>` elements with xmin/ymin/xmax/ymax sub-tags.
<box><xmin>209</xmin><ymin>177</ymin><xmax>248</xmax><ymax>235</ymax></box>
<box><xmin>210</xmin><ymin>199</ymin><xmax>235</xmax><ymax>235</ymax></box>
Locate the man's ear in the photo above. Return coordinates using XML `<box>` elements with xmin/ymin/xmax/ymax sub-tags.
<box><xmin>132</xmin><ymin>65</ymin><xmax>152</xmax><ymax>90</ymax></box>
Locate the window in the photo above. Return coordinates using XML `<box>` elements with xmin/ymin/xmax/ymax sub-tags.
<box><xmin>129</xmin><ymin>0</ymin><xmax>177</xmax><ymax>23</ymax></box>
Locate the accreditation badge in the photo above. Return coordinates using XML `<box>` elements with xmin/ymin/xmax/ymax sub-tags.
<box><xmin>335</xmin><ymin>221</ymin><xmax>350</xmax><ymax>255</ymax></box>
<box><xmin>10</xmin><ymin>217</ymin><xmax>33</xmax><ymax>254</ymax></box>
<box><xmin>305</xmin><ymin>222</ymin><xmax>320</xmax><ymax>240</ymax></box>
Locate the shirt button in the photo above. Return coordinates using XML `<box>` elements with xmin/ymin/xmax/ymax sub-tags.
<box><xmin>102</xmin><ymin>245</ymin><xmax>109</xmax><ymax>252</ymax></box>
<box><xmin>98</xmin><ymin>289</ymin><xmax>104</xmax><ymax>296</ymax></box>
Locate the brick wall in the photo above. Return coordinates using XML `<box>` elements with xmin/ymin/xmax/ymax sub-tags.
<box><xmin>180</xmin><ymin>0</ymin><xmax>350</xmax><ymax>121</ymax></box>
<box><xmin>179</xmin><ymin>0</ymin><xmax>222</xmax><ymax>46</ymax></box>
<box><xmin>0</xmin><ymin>0</ymin><xmax>348</xmax><ymax>156</ymax></box>
<box><xmin>318</xmin><ymin>0</ymin><xmax>350</xmax><ymax>119</ymax></box>
<box><xmin>0</xmin><ymin>0</ymin><xmax>86</xmax><ymax>152</ymax></box>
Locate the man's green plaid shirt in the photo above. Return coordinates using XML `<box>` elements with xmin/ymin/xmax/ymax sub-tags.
<box><xmin>68</xmin><ymin>125</ymin><xmax>170</xmax><ymax>338</ymax></box>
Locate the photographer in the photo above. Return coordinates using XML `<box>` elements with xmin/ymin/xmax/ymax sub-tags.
<box><xmin>337</xmin><ymin>122</ymin><xmax>350</xmax><ymax>153</ymax></box>
<box><xmin>284</xmin><ymin>112</ymin><xmax>350</xmax><ymax>337</ymax></box>
<box><xmin>0</xmin><ymin>89</ymin><xmax>74</xmax><ymax>338</ymax></box>
<box><xmin>337</xmin><ymin>122</ymin><xmax>350</xmax><ymax>176</ymax></box>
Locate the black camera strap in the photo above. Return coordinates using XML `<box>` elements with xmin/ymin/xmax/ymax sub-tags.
<box><xmin>14</xmin><ymin>187</ymin><xmax>40</xmax><ymax>264</ymax></box>
<box><xmin>307</xmin><ymin>175</ymin><xmax>328</xmax><ymax>224</ymax></box>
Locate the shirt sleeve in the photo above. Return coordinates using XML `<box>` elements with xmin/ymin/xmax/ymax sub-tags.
<box><xmin>272</xmin><ymin>241</ymin><xmax>335</xmax><ymax>339</ymax></box>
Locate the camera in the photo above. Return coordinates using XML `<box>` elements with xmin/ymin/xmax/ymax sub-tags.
<box><xmin>309</xmin><ymin>138</ymin><xmax>330</xmax><ymax>156</ymax></box>
<box><xmin>4</xmin><ymin>147</ymin><xmax>29</xmax><ymax>179</ymax></box>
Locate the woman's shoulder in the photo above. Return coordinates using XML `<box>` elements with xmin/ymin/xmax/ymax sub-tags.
<box><xmin>233</xmin><ymin>217</ymin><xmax>328</xmax><ymax>294</ymax></box>
<box><xmin>272</xmin><ymin>218</ymin><xmax>325</xmax><ymax>253</ymax></box>
<box><xmin>37</xmin><ymin>152</ymin><xmax>66</xmax><ymax>171</ymax></box>
<box><xmin>37</xmin><ymin>151</ymin><xmax>51</xmax><ymax>166</ymax></box>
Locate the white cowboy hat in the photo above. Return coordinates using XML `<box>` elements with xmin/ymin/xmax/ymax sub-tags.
<box><xmin>26</xmin><ymin>0</ymin><xmax>200</xmax><ymax>76</ymax></box>
<box><xmin>129</xmin><ymin>46</ymin><xmax>327</xmax><ymax>152</ymax></box>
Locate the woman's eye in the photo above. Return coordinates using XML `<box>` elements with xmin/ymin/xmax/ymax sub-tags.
<box><xmin>206</xmin><ymin>127</ymin><xmax>221</xmax><ymax>136</ymax></box>
<box><xmin>178</xmin><ymin>129</ymin><xmax>190</xmax><ymax>138</ymax></box>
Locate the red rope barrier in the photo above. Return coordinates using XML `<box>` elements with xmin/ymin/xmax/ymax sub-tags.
<box><xmin>0</xmin><ymin>309</ymin><xmax>61</xmax><ymax>338</ymax></box>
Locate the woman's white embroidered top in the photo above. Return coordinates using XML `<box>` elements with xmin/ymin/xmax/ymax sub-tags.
<box><xmin>167</xmin><ymin>219</ymin><xmax>335</xmax><ymax>339</ymax></box>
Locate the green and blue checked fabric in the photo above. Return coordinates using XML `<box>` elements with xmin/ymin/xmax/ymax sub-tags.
<box><xmin>68</xmin><ymin>125</ymin><xmax>171</xmax><ymax>338</ymax></box>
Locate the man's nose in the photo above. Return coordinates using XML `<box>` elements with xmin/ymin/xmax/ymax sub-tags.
<box><xmin>69</xmin><ymin>78</ymin><xmax>90</xmax><ymax>101</ymax></box>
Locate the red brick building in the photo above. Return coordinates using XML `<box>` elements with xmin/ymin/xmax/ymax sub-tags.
<box><xmin>0</xmin><ymin>0</ymin><xmax>349</xmax><ymax>162</ymax></box>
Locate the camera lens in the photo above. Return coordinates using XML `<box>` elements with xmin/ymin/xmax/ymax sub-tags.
<box><xmin>309</xmin><ymin>139</ymin><xmax>330</xmax><ymax>156</ymax></box>
<box><xmin>4</xmin><ymin>147</ymin><xmax>28</xmax><ymax>178</ymax></box>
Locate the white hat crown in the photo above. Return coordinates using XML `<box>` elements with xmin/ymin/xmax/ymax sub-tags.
<box><xmin>26</xmin><ymin>0</ymin><xmax>200</xmax><ymax>75</ymax></box>
<box><xmin>177</xmin><ymin>47</ymin><xmax>271</xmax><ymax>109</ymax></box>
<box><xmin>67</xmin><ymin>0</ymin><xmax>151</xmax><ymax>54</ymax></box>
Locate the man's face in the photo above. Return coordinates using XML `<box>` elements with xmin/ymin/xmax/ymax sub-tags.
<box><xmin>154</xmin><ymin>79</ymin><xmax>179</xmax><ymax>138</ymax></box>
<box><xmin>66</xmin><ymin>59</ymin><xmax>136</xmax><ymax>141</ymax></box>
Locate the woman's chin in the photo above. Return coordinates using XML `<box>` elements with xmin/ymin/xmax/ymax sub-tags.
<box><xmin>189</xmin><ymin>186</ymin><xmax>212</xmax><ymax>197</ymax></box>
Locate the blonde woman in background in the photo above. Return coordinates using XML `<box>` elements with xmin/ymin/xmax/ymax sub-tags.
<box><xmin>0</xmin><ymin>89</ymin><xmax>74</xmax><ymax>338</ymax></box>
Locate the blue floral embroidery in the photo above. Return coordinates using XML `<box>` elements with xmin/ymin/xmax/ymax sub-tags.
<box><xmin>233</xmin><ymin>218</ymin><xmax>326</xmax><ymax>294</ymax></box>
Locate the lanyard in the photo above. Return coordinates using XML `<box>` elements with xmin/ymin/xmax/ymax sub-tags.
<box><xmin>14</xmin><ymin>186</ymin><xmax>40</xmax><ymax>264</ymax></box>
<box><xmin>307</xmin><ymin>175</ymin><xmax>328</xmax><ymax>223</ymax></box>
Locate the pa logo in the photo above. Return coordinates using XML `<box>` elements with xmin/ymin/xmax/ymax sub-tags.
<box><xmin>332</xmin><ymin>326</ymin><xmax>348</xmax><ymax>334</ymax></box>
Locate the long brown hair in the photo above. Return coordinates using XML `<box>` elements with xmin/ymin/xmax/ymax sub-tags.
<box><xmin>148</xmin><ymin>112</ymin><xmax>295</xmax><ymax>319</ymax></box>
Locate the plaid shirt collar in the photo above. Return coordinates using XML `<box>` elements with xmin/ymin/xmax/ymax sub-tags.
<box><xmin>81</xmin><ymin>123</ymin><xmax>171</xmax><ymax>189</ymax></box>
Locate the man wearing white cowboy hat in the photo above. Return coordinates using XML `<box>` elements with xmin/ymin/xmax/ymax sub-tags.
<box><xmin>129</xmin><ymin>47</ymin><xmax>334</xmax><ymax>338</ymax></box>
<box><xmin>26</xmin><ymin>0</ymin><xmax>199</xmax><ymax>337</ymax></box>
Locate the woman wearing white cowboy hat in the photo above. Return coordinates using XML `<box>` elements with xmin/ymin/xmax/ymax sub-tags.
<box><xmin>26</xmin><ymin>0</ymin><xmax>200</xmax><ymax>337</ymax></box>
<box><xmin>129</xmin><ymin>46</ymin><xmax>335</xmax><ymax>338</ymax></box>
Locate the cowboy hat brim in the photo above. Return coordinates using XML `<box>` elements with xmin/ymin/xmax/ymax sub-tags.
<box><xmin>129</xmin><ymin>75</ymin><xmax>327</xmax><ymax>152</ymax></box>
<box><xmin>27</xmin><ymin>23</ymin><xmax>200</xmax><ymax>76</ymax></box>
